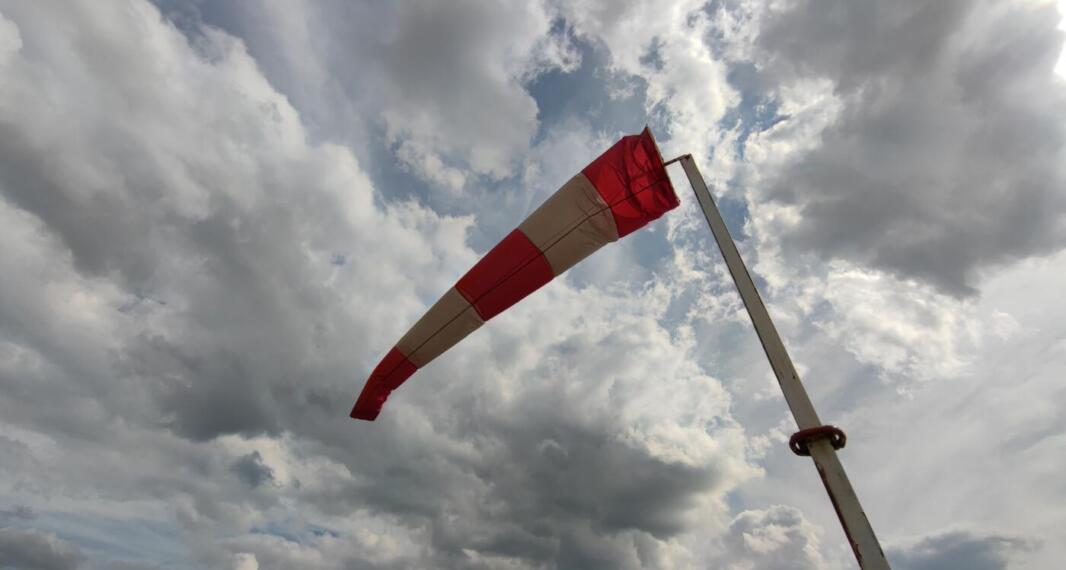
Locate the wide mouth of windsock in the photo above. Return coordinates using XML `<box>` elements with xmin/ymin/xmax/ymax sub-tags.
<box><xmin>640</xmin><ymin>126</ymin><xmax>680</xmax><ymax>205</ymax></box>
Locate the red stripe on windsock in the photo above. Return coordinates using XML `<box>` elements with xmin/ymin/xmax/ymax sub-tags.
<box><xmin>350</xmin><ymin>347</ymin><xmax>418</xmax><ymax>420</ymax></box>
<box><xmin>582</xmin><ymin>128</ymin><xmax>678</xmax><ymax>237</ymax></box>
<box><xmin>455</xmin><ymin>229</ymin><xmax>555</xmax><ymax>320</ymax></box>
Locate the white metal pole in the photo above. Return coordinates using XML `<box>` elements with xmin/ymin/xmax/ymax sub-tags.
<box><xmin>671</xmin><ymin>155</ymin><xmax>891</xmax><ymax>570</ymax></box>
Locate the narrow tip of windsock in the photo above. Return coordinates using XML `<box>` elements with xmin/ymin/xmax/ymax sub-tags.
<box><xmin>350</xmin><ymin>404</ymin><xmax>380</xmax><ymax>421</ymax></box>
<box><xmin>350</xmin><ymin>348</ymin><xmax>418</xmax><ymax>422</ymax></box>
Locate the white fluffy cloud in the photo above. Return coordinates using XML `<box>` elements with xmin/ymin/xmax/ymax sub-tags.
<box><xmin>713</xmin><ymin>506</ymin><xmax>828</xmax><ymax>570</ymax></box>
<box><xmin>0</xmin><ymin>528</ymin><xmax>83</xmax><ymax>570</ymax></box>
<box><xmin>560</xmin><ymin>0</ymin><xmax>739</xmax><ymax>175</ymax></box>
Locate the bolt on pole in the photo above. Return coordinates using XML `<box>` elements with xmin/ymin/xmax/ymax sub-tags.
<box><xmin>669</xmin><ymin>154</ymin><xmax>891</xmax><ymax>570</ymax></box>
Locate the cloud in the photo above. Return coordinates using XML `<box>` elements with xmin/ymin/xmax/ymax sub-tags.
<box><xmin>714</xmin><ymin>505</ymin><xmax>828</xmax><ymax>570</ymax></box>
<box><xmin>888</xmin><ymin>530</ymin><xmax>1034</xmax><ymax>570</ymax></box>
<box><xmin>748</xmin><ymin>0</ymin><xmax>1066</xmax><ymax>295</ymax></box>
<box><xmin>370</xmin><ymin>0</ymin><xmax>578</xmax><ymax>180</ymax></box>
<box><xmin>0</xmin><ymin>528</ymin><xmax>83</xmax><ymax>570</ymax></box>
<box><xmin>0</xmin><ymin>505</ymin><xmax>34</xmax><ymax>522</ymax></box>
<box><xmin>94</xmin><ymin>563</ymin><xmax>163</xmax><ymax>570</ymax></box>
<box><xmin>560</xmin><ymin>0</ymin><xmax>739</xmax><ymax>170</ymax></box>
<box><xmin>232</xmin><ymin>552</ymin><xmax>258</xmax><ymax>570</ymax></box>
<box><xmin>230</xmin><ymin>452</ymin><xmax>274</xmax><ymax>489</ymax></box>
<box><xmin>157</xmin><ymin>0</ymin><xmax>580</xmax><ymax>186</ymax></box>
<box><xmin>0</xmin><ymin>1</ymin><xmax>755</xmax><ymax>568</ymax></box>
<box><xmin>0</xmin><ymin>0</ymin><xmax>477</xmax><ymax>444</ymax></box>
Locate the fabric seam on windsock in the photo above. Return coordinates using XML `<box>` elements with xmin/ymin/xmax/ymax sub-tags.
<box><xmin>454</xmin><ymin>176</ymin><xmax>670</xmax><ymax>315</ymax></box>
<box><xmin>366</xmin><ymin>176</ymin><xmax>674</xmax><ymax>385</ymax></box>
<box><xmin>395</xmin><ymin>288</ymin><xmax>484</xmax><ymax>367</ymax></box>
<box><xmin>518</xmin><ymin>173</ymin><xmax>619</xmax><ymax>276</ymax></box>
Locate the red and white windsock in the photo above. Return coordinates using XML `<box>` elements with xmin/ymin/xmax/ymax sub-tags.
<box><xmin>351</xmin><ymin>128</ymin><xmax>679</xmax><ymax>420</ymax></box>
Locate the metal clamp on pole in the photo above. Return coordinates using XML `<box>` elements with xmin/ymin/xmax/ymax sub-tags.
<box><xmin>790</xmin><ymin>425</ymin><xmax>847</xmax><ymax>456</ymax></box>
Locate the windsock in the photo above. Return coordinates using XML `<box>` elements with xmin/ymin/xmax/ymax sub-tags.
<box><xmin>351</xmin><ymin>128</ymin><xmax>679</xmax><ymax>420</ymax></box>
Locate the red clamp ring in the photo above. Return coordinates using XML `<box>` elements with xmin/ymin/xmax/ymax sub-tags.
<box><xmin>789</xmin><ymin>425</ymin><xmax>847</xmax><ymax>456</ymax></box>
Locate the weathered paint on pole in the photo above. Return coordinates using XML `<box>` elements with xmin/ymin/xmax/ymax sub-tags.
<box><xmin>673</xmin><ymin>154</ymin><xmax>891</xmax><ymax>570</ymax></box>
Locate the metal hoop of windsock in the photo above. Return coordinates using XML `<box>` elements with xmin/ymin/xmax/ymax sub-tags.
<box><xmin>351</xmin><ymin>128</ymin><xmax>679</xmax><ymax>421</ymax></box>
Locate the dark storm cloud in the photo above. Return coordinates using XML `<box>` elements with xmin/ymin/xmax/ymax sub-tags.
<box><xmin>755</xmin><ymin>0</ymin><xmax>1066</xmax><ymax>295</ymax></box>
<box><xmin>476</xmin><ymin>399</ymin><xmax>720</xmax><ymax>540</ymax></box>
<box><xmin>292</xmin><ymin>310</ymin><xmax>743</xmax><ymax>569</ymax></box>
<box><xmin>0</xmin><ymin>125</ymin><xmax>161</xmax><ymax>287</ymax></box>
<box><xmin>889</xmin><ymin>530</ymin><xmax>1034</xmax><ymax>570</ymax></box>
<box><xmin>0</xmin><ymin>505</ymin><xmax>34</xmax><ymax>522</ymax></box>
<box><xmin>230</xmin><ymin>451</ymin><xmax>274</xmax><ymax>488</ymax></box>
<box><xmin>0</xmin><ymin>0</ymin><xmax>417</xmax><ymax>445</ymax></box>
<box><xmin>0</xmin><ymin>528</ymin><xmax>83</xmax><ymax>570</ymax></box>
<box><xmin>152</xmin><ymin>0</ymin><xmax>575</xmax><ymax>184</ymax></box>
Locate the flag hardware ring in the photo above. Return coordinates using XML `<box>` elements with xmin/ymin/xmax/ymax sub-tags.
<box><xmin>789</xmin><ymin>425</ymin><xmax>847</xmax><ymax>456</ymax></box>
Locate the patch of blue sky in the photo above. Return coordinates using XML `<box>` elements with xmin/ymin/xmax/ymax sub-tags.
<box><xmin>364</xmin><ymin>121</ymin><xmax>446</xmax><ymax>206</ymax></box>
<box><xmin>528</xmin><ymin>38</ymin><xmax>652</xmax><ymax>142</ymax></box>
<box><xmin>721</xmin><ymin>63</ymin><xmax>789</xmax><ymax>156</ymax></box>
<box><xmin>527</xmin><ymin>38</ymin><xmax>711</xmax><ymax>286</ymax></box>
<box><xmin>702</xmin><ymin>0</ymin><xmax>733</xmax><ymax>57</ymax></box>
<box><xmin>701</xmin><ymin>39</ymin><xmax>792</xmax><ymax>244</ymax></box>
<box><xmin>439</xmin><ymin>35</ymin><xmax>670</xmax><ymax>270</ymax></box>
<box><xmin>250</xmin><ymin>522</ymin><xmax>301</xmax><ymax>544</ymax></box>
<box><xmin>714</xmin><ymin>194</ymin><xmax>753</xmax><ymax>243</ymax></box>
<box><xmin>348</xmin><ymin>28</ymin><xmax>655</xmax><ymax>220</ymax></box>
<box><xmin>150</xmin><ymin>0</ymin><xmax>209</xmax><ymax>41</ymax></box>
<box><xmin>310</xmin><ymin>524</ymin><xmax>340</xmax><ymax>539</ymax></box>
<box><xmin>250</xmin><ymin>520</ymin><xmax>339</xmax><ymax>544</ymax></box>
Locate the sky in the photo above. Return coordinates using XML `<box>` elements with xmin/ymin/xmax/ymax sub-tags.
<box><xmin>0</xmin><ymin>1</ymin><xmax>1065</xmax><ymax>569</ymax></box>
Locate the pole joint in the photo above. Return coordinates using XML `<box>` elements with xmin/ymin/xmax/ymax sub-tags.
<box><xmin>663</xmin><ymin>154</ymin><xmax>691</xmax><ymax>167</ymax></box>
<box><xmin>789</xmin><ymin>425</ymin><xmax>847</xmax><ymax>456</ymax></box>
